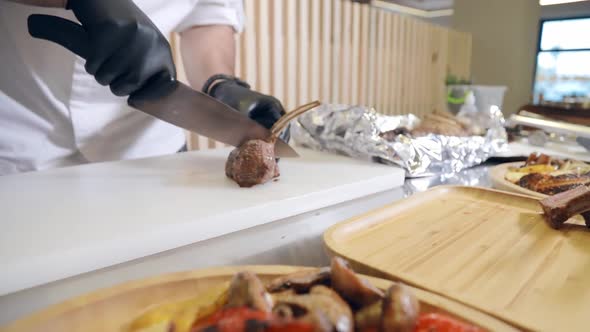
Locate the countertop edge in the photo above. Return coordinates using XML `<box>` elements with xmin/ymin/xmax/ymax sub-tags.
<box><xmin>0</xmin><ymin>172</ymin><xmax>404</xmax><ymax>296</ymax></box>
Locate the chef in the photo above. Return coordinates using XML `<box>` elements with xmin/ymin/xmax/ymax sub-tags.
<box><xmin>0</xmin><ymin>0</ymin><xmax>287</xmax><ymax>175</ymax></box>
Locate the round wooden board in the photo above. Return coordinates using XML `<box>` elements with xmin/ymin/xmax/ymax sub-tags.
<box><xmin>0</xmin><ymin>265</ymin><xmax>519</xmax><ymax>332</ymax></box>
<box><xmin>489</xmin><ymin>162</ymin><xmax>547</xmax><ymax>199</ymax></box>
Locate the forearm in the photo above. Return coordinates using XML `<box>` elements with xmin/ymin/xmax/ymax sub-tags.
<box><xmin>6</xmin><ymin>0</ymin><xmax>67</xmax><ymax>7</ymax></box>
<box><xmin>179</xmin><ymin>25</ymin><xmax>235</xmax><ymax>90</ymax></box>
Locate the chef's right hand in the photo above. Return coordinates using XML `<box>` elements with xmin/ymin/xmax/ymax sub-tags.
<box><xmin>27</xmin><ymin>0</ymin><xmax>176</xmax><ymax>97</ymax></box>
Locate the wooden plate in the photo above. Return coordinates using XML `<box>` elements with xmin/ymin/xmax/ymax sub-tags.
<box><xmin>0</xmin><ymin>266</ymin><xmax>517</xmax><ymax>332</ymax></box>
<box><xmin>324</xmin><ymin>186</ymin><xmax>589</xmax><ymax>332</ymax></box>
<box><xmin>489</xmin><ymin>162</ymin><xmax>547</xmax><ymax>198</ymax></box>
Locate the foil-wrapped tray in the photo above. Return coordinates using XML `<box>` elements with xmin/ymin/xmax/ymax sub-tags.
<box><xmin>292</xmin><ymin>104</ymin><xmax>508</xmax><ymax>177</ymax></box>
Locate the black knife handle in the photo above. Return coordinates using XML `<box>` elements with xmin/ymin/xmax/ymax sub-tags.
<box><xmin>28</xmin><ymin>14</ymin><xmax>91</xmax><ymax>60</ymax></box>
<box><xmin>28</xmin><ymin>14</ymin><xmax>176</xmax><ymax>108</ymax></box>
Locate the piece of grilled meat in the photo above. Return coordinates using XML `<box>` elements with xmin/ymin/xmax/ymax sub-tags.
<box><xmin>539</xmin><ymin>185</ymin><xmax>590</xmax><ymax>229</ymax></box>
<box><xmin>518</xmin><ymin>172</ymin><xmax>590</xmax><ymax>195</ymax></box>
<box><xmin>225</xmin><ymin>101</ymin><xmax>321</xmax><ymax>188</ymax></box>
<box><xmin>225</xmin><ymin>139</ymin><xmax>279</xmax><ymax>188</ymax></box>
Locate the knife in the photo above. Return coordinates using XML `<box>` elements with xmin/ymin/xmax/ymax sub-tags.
<box><xmin>509</xmin><ymin>114</ymin><xmax>590</xmax><ymax>140</ymax></box>
<box><xmin>27</xmin><ymin>15</ymin><xmax>298</xmax><ymax>158</ymax></box>
<box><xmin>128</xmin><ymin>80</ymin><xmax>298</xmax><ymax>157</ymax></box>
<box><xmin>577</xmin><ymin>137</ymin><xmax>590</xmax><ymax>153</ymax></box>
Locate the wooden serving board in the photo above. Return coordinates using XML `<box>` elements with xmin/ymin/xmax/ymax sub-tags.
<box><xmin>324</xmin><ymin>186</ymin><xmax>590</xmax><ymax>332</ymax></box>
<box><xmin>489</xmin><ymin>162</ymin><xmax>547</xmax><ymax>198</ymax></box>
<box><xmin>0</xmin><ymin>266</ymin><xmax>517</xmax><ymax>332</ymax></box>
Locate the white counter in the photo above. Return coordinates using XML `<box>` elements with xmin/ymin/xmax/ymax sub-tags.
<box><xmin>0</xmin><ymin>148</ymin><xmax>405</xmax><ymax>324</ymax></box>
<box><xmin>496</xmin><ymin>140</ymin><xmax>590</xmax><ymax>161</ymax></box>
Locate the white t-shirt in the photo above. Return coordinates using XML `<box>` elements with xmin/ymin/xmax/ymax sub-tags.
<box><xmin>0</xmin><ymin>0</ymin><xmax>244</xmax><ymax>175</ymax></box>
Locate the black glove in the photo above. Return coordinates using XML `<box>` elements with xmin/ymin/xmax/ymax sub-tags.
<box><xmin>27</xmin><ymin>0</ymin><xmax>176</xmax><ymax>97</ymax></box>
<box><xmin>203</xmin><ymin>75</ymin><xmax>290</xmax><ymax>143</ymax></box>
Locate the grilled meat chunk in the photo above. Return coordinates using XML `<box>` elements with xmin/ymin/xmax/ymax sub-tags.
<box><xmin>518</xmin><ymin>172</ymin><xmax>590</xmax><ymax>195</ymax></box>
<box><xmin>225</xmin><ymin>139</ymin><xmax>279</xmax><ymax>188</ymax></box>
<box><xmin>225</xmin><ymin>101</ymin><xmax>320</xmax><ymax>188</ymax></box>
<box><xmin>539</xmin><ymin>185</ymin><xmax>590</xmax><ymax>229</ymax></box>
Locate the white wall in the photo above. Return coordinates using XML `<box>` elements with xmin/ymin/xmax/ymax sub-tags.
<box><xmin>389</xmin><ymin>1</ymin><xmax>590</xmax><ymax>27</ymax></box>
<box><xmin>541</xmin><ymin>1</ymin><xmax>590</xmax><ymax>19</ymax></box>
<box><xmin>427</xmin><ymin>15</ymin><xmax>452</xmax><ymax>27</ymax></box>
<box><xmin>452</xmin><ymin>0</ymin><xmax>541</xmax><ymax>114</ymax></box>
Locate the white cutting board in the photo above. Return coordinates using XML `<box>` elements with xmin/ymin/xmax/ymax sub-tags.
<box><xmin>0</xmin><ymin>148</ymin><xmax>404</xmax><ymax>296</ymax></box>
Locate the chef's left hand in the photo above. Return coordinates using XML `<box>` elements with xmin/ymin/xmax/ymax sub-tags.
<box><xmin>203</xmin><ymin>75</ymin><xmax>290</xmax><ymax>143</ymax></box>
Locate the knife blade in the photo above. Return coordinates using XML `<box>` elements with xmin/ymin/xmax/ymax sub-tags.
<box><xmin>27</xmin><ymin>14</ymin><xmax>299</xmax><ymax>158</ymax></box>
<box><xmin>577</xmin><ymin>137</ymin><xmax>590</xmax><ymax>153</ymax></box>
<box><xmin>509</xmin><ymin>114</ymin><xmax>590</xmax><ymax>139</ymax></box>
<box><xmin>128</xmin><ymin>80</ymin><xmax>299</xmax><ymax>158</ymax></box>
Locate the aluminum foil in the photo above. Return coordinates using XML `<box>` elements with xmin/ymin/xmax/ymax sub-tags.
<box><xmin>292</xmin><ymin>104</ymin><xmax>508</xmax><ymax>177</ymax></box>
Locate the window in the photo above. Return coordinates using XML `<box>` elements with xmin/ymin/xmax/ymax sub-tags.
<box><xmin>533</xmin><ymin>17</ymin><xmax>590</xmax><ymax>104</ymax></box>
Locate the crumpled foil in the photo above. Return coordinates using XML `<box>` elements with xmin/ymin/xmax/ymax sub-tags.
<box><xmin>292</xmin><ymin>104</ymin><xmax>508</xmax><ymax>177</ymax></box>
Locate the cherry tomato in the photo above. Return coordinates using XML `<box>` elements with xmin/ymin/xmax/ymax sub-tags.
<box><xmin>415</xmin><ymin>313</ymin><xmax>483</xmax><ymax>332</ymax></box>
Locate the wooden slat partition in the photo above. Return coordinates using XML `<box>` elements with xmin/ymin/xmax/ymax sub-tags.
<box><xmin>174</xmin><ymin>0</ymin><xmax>472</xmax><ymax>150</ymax></box>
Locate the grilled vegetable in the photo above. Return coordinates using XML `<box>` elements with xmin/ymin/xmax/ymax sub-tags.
<box><xmin>415</xmin><ymin>313</ymin><xmax>483</xmax><ymax>332</ymax></box>
<box><xmin>331</xmin><ymin>257</ymin><xmax>383</xmax><ymax>308</ymax></box>
<box><xmin>381</xmin><ymin>283</ymin><xmax>420</xmax><ymax>332</ymax></box>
